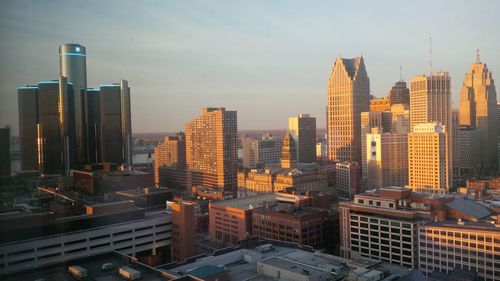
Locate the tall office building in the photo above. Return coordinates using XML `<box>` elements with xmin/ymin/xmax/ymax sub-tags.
<box><xmin>37</xmin><ymin>78</ymin><xmax>75</xmax><ymax>175</ymax></box>
<box><xmin>171</xmin><ymin>202</ymin><xmax>195</xmax><ymax>262</ymax></box>
<box><xmin>361</xmin><ymin>111</ymin><xmax>390</xmax><ymax>189</ymax></box>
<box><xmin>288</xmin><ymin>114</ymin><xmax>316</xmax><ymax>163</ymax></box>
<box><xmin>280</xmin><ymin>131</ymin><xmax>297</xmax><ymax>169</ymax></box>
<box><xmin>458</xmin><ymin>126</ymin><xmax>480</xmax><ymax>181</ymax></box>
<box><xmin>388</xmin><ymin>81</ymin><xmax>410</xmax><ymax>107</ymax></box>
<box><xmin>86</xmin><ymin>88</ymin><xmax>100</xmax><ymax>163</ymax></box>
<box><xmin>99</xmin><ymin>81</ymin><xmax>132</xmax><ymax>166</ymax></box>
<box><xmin>17</xmin><ymin>85</ymin><xmax>39</xmax><ymax>171</ymax></box>
<box><xmin>59</xmin><ymin>43</ymin><xmax>88</xmax><ymax>164</ymax></box>
<box><xmin>459</xmin><ymin>54</ymin><xmax>497</xmax><ymax>173</ymax></box>
<box><xmin>328</xmin><ymin>56</ymin><xmax>370</xmax><ymax>163</ymax></box>
<box><xmin>336</xmin><ymin>161</ymin><xmax>360</xmax><ymax>200</ymax></box>
<box><xmin>451</xmin><ymin>110</ymin><xmax>461</xmax><ymax>187</ymax></box>
<box><xmin>408</xmin><ymin>123</ymin><xmax>448</xmax><ymax>193</ymax></box>
<box><xmin>154</xmin><ymin>133</ymin><xmax>186</xmax><ymax>185</ymax></box>
<box><xmin>0</xmin><ymin>126</ymin><xmax>10</xmax><ymax>176</ymax></box>
<box><xmin>410</xmin><ymin>72</ymin><xmax>452</xmax><ymax>189</ymax></box>
<box><xmin>366</xmin><ymin>128</ymin><xmax>408</xmax><ymax>189</ymax></box>
<box><xmin>242</xmin><ymin>136</ymin><xmax>281</xmax><ymax>169</ymax></box>
<box><xmin>185</xmin><ymin>108</ymin><xmax>238</xmax><ymax>199</ymax></box>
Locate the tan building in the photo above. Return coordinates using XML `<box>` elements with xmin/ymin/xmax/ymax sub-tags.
<box><xmin>327</xmin><ymin>56</ymin><xmax>370</xmax><ymax>164</ymax></box>
<box><xmin>336</xmin><ymin>161</ymin><xmax>360</xmax><ymax>199</ymax></box>
<box><xmin>366</xmin><ymin>128</ymin><xmax>408</xmax><ymax>189</ymax></box>
<box><xmin>154</xmin><ymin>133</ymin><xmax>186</xmax><ymax>185</ymax></box>
<box><xmin>280</xmin><ymin>131</ymin><xmax>296</xmax><ymax>169</ymax></box>
<box><xmin>459</xmin><ymin>54</ymin><xmax>497</xmax><ymax>173</ymax></box>
<box><xmin>410</xmin><ymin>72</ymin><xmax>452</xmax><ymax>189</ymax></box>
<box><xmin>408</xmin><ymin>123</ymin><xmax>448</xmax><ymax>193</ymax></box>
<box><xmin>390</xmin><ymin>104</ymin><xmax>410</xmax><ymax>134</ymax></box>
<box><xmin>171</xmin><ymin>202</ymin><xmax>195</xmax><ymax>262</ymax></box>
<box><xmin>369</xmin><ymin>96</ymin><xmax>391</xmax><ymax>112</ymax></box>
<box><xmin>288</xmin><ymin>114</ymin><xmax>317</xmax><ymax>163</ymax></box>
<box><xmin>185</xmin><ymin>108</ymin><xmax>238</xmax><ymax>199</ymax></box>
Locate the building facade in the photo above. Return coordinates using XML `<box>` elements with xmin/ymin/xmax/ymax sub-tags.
<box><xmin>389</xmin><ymin>81</ymin><xmax>410</xmax><ymax>107</ymax></box>
<box><xmin>369</xmin><ymin>96</ymin><xmax>391</xmax><ymax>112</ymax></box>
<box><xmin>242</xmin><ymin>137</ymin><xmax>281</xmax><ymax>169</ymax></box>
<box><xmin>336</xmin><ymin>161</ymin><xmax>360</xmax><ymax>200</ymax></box>
<box><xmin>288</xmin><ymin>114</ymin><xmax>317</xmax><ymax>163</ymax></box>
<box><xmin>171</xmin><ymin>202</ymin><xmax>195</xmax><ymax>262</ymax></box>
<box><xmin>86</xmin><ymin>88</ymin><xmax>101</xmax><ymax>163</ymax></box>
<box><xmin>281</xmin><ymin>132</ymin><xmax>297</xmax><ymax>169</ymax></box>
<box><xmin>458</xmin><ymin>126</ymin><xmax>480</xmax><ymax>181</ymax></box>
<box><xmin>17</xmin><ymin>86</ymin><xmax>39</xmax><ymax>171</ymax></box>
<box><xmin>328</xmin><ymin>56</ymin><xmax>370</xmax><ymax>164</ymax></box>
<box><xmin>185</xmin><ymin>108</ymin><xmax>238</xmax><ymax>199</ymax></box>
<box><xmin>0</xmin><ymin>126</ymin><xmax>10</xmax><ymax>176</ymax></box>
<box><xmin>154</xmin><ymin>133</ymin><xmax>186</xmax><ymax>186</ymax></box>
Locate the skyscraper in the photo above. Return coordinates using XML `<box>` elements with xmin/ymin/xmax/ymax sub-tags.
<box><xmin>59</xmin><ymin>43</ymin><xmax>87</xmax><ymax>164</ymax></box>
<box><xmin>185</xmin><ymin>108</ymin><xmax>238</xmax><ymax>199</ymax></box>
<box><xmin>37</xmin><ymin>78</ymin><xmax>75</xmax><ymax>175</ymax></box>
<box><xmin>459</xmin><ymin>53</ymin><xmax>497</xmax><ymax>173</ymax></box>
<box><xmin>288</xmin><ymin>114</ymin><xmax>316</xmax><ymax>163</ymax></box>
<box><xmin>17</xmin><ymin>85</ymin><xmax>39</xmax><ymax>171</ymax></box>
<box><xmin>99</xmin><ymin>81</ymin><xmax>132</xmax><ymax>166</ymax></box>
<box><xmin>86</xmin><ymin>88</ymin><xmax>100</xmax><ymax>163</ymax></box>
<box><xmin>388</xmin><ymin>81</ymin><xmax>410</xmax><ymax>107</ymax></box>
<box><xmin>0</xmin><ymin>126</ymin><xmax>10</xmax><ymax>176</ymax></box>
<box><xmin>410</xmin><ymin>72</ymin><xmax>452</xmax><ymax>190</ymax></box>
<box><xmin>327</xmin><ymin>56</ymin><xmax>370</xmax><ymax>164</ymax></box>
<box><xmin>408</xmin><ymin>123</ymin><xmax>447</xmax><ymax>193</ymax></box>
<box><xmin>154</xmin><ymin>133</ymin><xmax>186</xmax><ymax>185</ymax></box>
<box><xmin>242</xmin><ymin>136</ymin><xmax>281</xmax><ymax>169</ymax></box>
<box><xmin>280</xmin><ymin>131</ymin><xmax>297</xmax><ymax>169</ymax></box>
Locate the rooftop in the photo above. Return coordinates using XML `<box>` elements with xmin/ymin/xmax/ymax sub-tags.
<box><xmin>445</xmin><ymin>197</ymin><xmax>492</xmax><ymax>220</ymax></box>
<box><xmin>211</xmin><ymin>193</ymin><xmax>278</xmax><ymax>210</ymax></box>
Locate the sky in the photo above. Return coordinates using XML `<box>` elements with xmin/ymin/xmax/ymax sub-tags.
<box><xmin>0</xmin><ymin>0</ymin><xmax>499</xmax><ymax>134</ymax></box>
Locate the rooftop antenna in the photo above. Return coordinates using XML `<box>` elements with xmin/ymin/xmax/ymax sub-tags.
<box><xmin>476</xmin><ymin>48</ymin><xmax>481</xmax><ymax>63</ymax></box>
<box><xmin>429</xmin><ymin>36</ymin><xmax>433</xmax><ymax>74</ymax></box>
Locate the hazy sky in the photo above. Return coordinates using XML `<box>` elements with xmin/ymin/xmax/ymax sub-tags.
<box><xmin>1</xmin><ymin>0</ymin><xmax>499</xmax><ymax>134</ymax></box>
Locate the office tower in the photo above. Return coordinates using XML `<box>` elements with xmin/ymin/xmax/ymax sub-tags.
<box><xmin>59</xmin><ymin>43</ymin><xmax>87</xmax><ymax>164</ymax></box>
<box><xmin>408</xmin><ymin>123</ymin><xmax>448</xmax><ymax>193</ymax></box>
<box><xmin>369</xmin><ymin>96</ymin><xmax>391</xmax><ymax>112</ymax></box>
<box><xmin>388</xmin><ymin>81</ymin><xmax>409</xmax><ymax>107</ymax></box>
<box><xmin>335</xmin><ymin>161</ymin><xmax>360</xmax><ymax>199</ymax></box>
<box><xmin>458</xmin><ymin>126</ymin><xmax>480</xmax><ymax>180</ymax></box>
<box><xmin>154</xmin><ymin>133</ymin><xmax>186</xmax><ymax>185</ymax></box>
<box><xmin>185</xmin><ymin>108</ymin><xmax>238</xmax><ymax>199</ymax></box>
<box><xmin>451</xmin><ymin>110</ymin><xmax>460</xmax><ymax>187</ymax></box>
<box><xmin>171</xmin><ymin>202</ymin><xmax>195</xmax><ymax>262</ymax></box>
<box><xmin>242</xmin><ymin>136</ymin><xmax>281</xmax><ymax>169</ymax></box>
<box><xmin>339</xmin><ymin>186</ymin><xmax>446</xmax><ymax>267</ymax></box>
<box><xmin>0</xmin><ymin>126</ymin><xmax>10</xmax><ymax>176</ymax></box>
<box><xmin>361</xmin><ymin>111</ymin><xmax>390</xmax><ymax>189</ymax></box>
<box><xmin>328</xmin><ymin>56</ymin><xmax>370</xmax><ymax>163</ymax></box>
<box><xmin>17</xmin><ymin>85</ymin><xmax>39</xmax><ymax>170</ymax></box>
<box><xmin>390</xmin><ymin>104</ymin><xmax>410</xmax><ymax>134</ymax></box>
<box><xmin>280</xmin><ymin>131</ymin><xmax>296</xmax><ymax>169</ymax></box>
<box><xmin>100</xmin><ymin>80</ymin><xmax>132</xmax><ymax>166</ymax></box>
<box><xmin>410</xmin><ymin>72</ymin><xmax>452</xmax><ymax>188</ymax></box>
<box><xmin>459</xmin><ymin>54</ymin><xmax>497</xmax><ymax>173</ymax></box>
<box><xmin>366</xmin><ymin>128</ymin><xmax>408</xmax><ymax>189</ymax></box>
<box><xmin>288</xmin><ymin>114</ymin><xmax>317</xmax><ymax>163</ymax></box>
<box><xmin>86</xmin><ymin>88</ymin><xmax>100</xmax><ymax>163</ymax></box>
<box><xmin>37</xmin><ymin>78</ymin><xmax>75</xmax><ymax>175</ymax></box>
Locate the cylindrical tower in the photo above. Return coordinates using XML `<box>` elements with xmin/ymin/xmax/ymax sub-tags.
<box><xmin>59</xmin><ymin>43</ymin><xmax>87</xmax><ymax>164</ymax></box>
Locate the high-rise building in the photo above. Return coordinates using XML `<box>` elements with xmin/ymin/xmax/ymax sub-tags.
<box><xmin>390</xmin><ymin>104</ymin><xmax>410</xmax><ymax>134</ymax></box>
<box><xmin>459</xmin><ymin>54</ymin><xmax>497</xmax><ymax>173</ymax></box>
<box><xmin>185</xmin><ymin>108</ymin><xmax>238</xmax><ymax>199</ymax></box>
<box><xmin>0</xmin><ymin>126</ymin><xmax>10</xmax><ymax>176</ymax></box>
<box><xmin>458</xmin><ymin>126</ymin><xmax>480</xmax><ymax>181</ymax></box>
<box><xmin>388</xmin><ymin>81</ymin><xmax>410</xmax><ymax>107</ymax></box>
<box><xmin>366</xmin><ymin>128</ymin><xmax>408</xmax><ymax>189</ymax></box>
<box><xmin>328</xmin><ymin>56</ymin><xmax>370</xmax><ymax>163</ymax></box>
<box><xmin>154</xmin><ymin>133</ymin><xmax>186</xmax><ymax>185</ymax></box>
<box><xmin>99</xmin><ymin>81</ymin><xmax>132</xmax><ymax>166</ymax></box>
<box><xmin>336</xmin><ymin>161</ymin><xmax>360</xmax><ymax>200</ymax></box>
<box><xmin>242</xmin><ymin>136</ymin><xmax>281</xmax><ymax>169</ymax></box>
<box><xmin>369</xmin><ymin>96</ymin><xmax>391</xmax><ymax>112</ymax></box>
<box><xmin>37</xmin><ymin>79</ymin><xmax>75</xmax><ymax>175</ymax></box>
<box><xmin>59</xmin><ymin>43</ymin><xmax>88</xmax><ymax>164</ymax></box>
<box><xmin>408</xmin><ymin>123</ymin><xmax>448</xmax><ymax>193</ymax></box>
<box><xmin>410</xmin><ymin>72</ymin><xmax>452</xmax><ymax>189</ymax></box>
<box><xmin>288</xmin><ymin>114</ymin><xmax>316</xmax><ymax>164</ymax></box>
<box><xmin>171</xmin><ymin>202</ymin><xmax>195</xmax><ymax>262</ymax></box>
<box><xmin>280</xmin><ymin>131</ymin><xmax>296</xmax><ymax>169</ymax></box>
<box><xmin>451</xmin><ymin>109</ymin><xmax>461</xmax><ymax>187</ymax></box>
<box><xmin>86</xmin><ymin>88</ymin><xmax>101</xmax><ymax>163</ymax></box>
<box><xmin>17</xmin><ymin>85</ymin><xmax>39</xmax><ymax>171</ymax></box>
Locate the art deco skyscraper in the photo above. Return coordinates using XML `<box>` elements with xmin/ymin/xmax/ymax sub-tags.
<box><xmin>100</xmin><ymin>81</ymin><xmax>132</xmax><ymax>166</ymax></box>
<box><xmin>459</xmin><ymin>53</ymin><xmax>497</xmax><ymax>173</ymax></box>
<box><xmin>17</xmin><ymin>85</ymin><xmax>39</xmax><ymax>170</ymax></box>
<box><xmin>327</xmin><ymin>56</ymin><xmax>370</xmax><ymax>164</ymax></box>
<box><xmin>59</xmin><ymin>43</ymin><xmax>88</xmax><ymax>164</ymax></box>
<box><xmin>185</xmin><ymin>108</ymin><xmax>238</xmax><ymax>199</ymax></box>
<box><xmin>288</xmin><ymin>114</ymin><xmax>316</xmax><ymax>163</ymax></box>
<box><xmin>37</xmin><ymin>78</ymin><xmax>75</xmax><ymax>175</ymax></box>
<box><xmin>409</xmin><ymin>72</ymin><xmax>451</xmax><ymax>190</ymax></box>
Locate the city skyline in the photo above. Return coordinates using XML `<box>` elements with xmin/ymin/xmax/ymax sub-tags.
<box><xmin>1</xmin><ymin>1</ymin><xmax>500</xmax><ymax>133</ymax></box>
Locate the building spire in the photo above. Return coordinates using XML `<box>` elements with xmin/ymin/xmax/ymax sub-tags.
<box><xmin>476</xmin><ymin>48</ymin><xmax>481</xmax><ymax>63</ymax></box>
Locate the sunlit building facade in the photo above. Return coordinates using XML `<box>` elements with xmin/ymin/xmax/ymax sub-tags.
<box><xmin>288</xmin><ymin>114</ymin><xmax>316</xmax><ymax>163</ymax></box>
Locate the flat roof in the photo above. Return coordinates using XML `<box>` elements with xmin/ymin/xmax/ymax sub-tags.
<box><xmin>259</xmin><ymin>257</ymin><xmax>336</xmax><ymax>280</ymax></box>
<box><xmin>423</xmin><ymin>220</ymin><xmax>500</xmax><ymax>232</ymax></box>
<box><xmin>211</xmin><ymin>194</ymin><xmax>278</xmax><ymax>210</ymax></box>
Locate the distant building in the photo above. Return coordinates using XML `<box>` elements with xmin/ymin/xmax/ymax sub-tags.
<box><xmin>242</xmin><ymin>136</ymin><xmax>281</xmax><ymax>169</ymax></box>
<box><xmin>17</xmin><ymin>85</ymin><xmax>39</xmax><ymax>171</ymax></box>
<box><xmin>86</xmin><ymin>88</ymin><xmax>101</xmax><ymax>163</ymax></box>
<box><xmin>171</xmin><ymin>202</ymin><xmax>195</xmax><ymax>262</ymax></box>
<box><xmin>458</xmin><ymin>126</ymin><xmax>480</xmax><ymax>182</ymax></box>
<box><xmin>370</xmin><ymin>96</ymin><xmax>391</xmax><ymax>112</ymax></box>
<box><xmin>154</xmin><ymin>133</ymin><xmax>186</xmax><ymax>186</ymax></box>
<box><xmin>288</xmin><ymin>114</ymin><xmax>316</xmax><ymax>163</ymax></box>
<box><xmin>361</xmin><ymin>111</ymin><xmax>390</xmax><ymax>190</ymax></box>
<box><xmin>328</xmin><ymin>56</ymin><xmax>370</xmax><ymax>164</ymax></box>
<box><xmin>388</xmin><ymin>80</ymin><xmax>410</xmax><ymax>107</ymax></box>
<box><xmin>280</xmin><ymin>131</ymin><xmax>297</xmax><ymax>169</ymax></box>
<box><xmin>186</xmin><ymin>108</ymin><xmax>238</xmax><ymax>199</ymax></box>
<box><xmin>0</xmin><ymin>126</ymin><xmax>10</xmax><ymax>176</ymax></box>
<box><xmin>316</xmin><ymin>141</ymin><xmax>327</xmax><ymax>160</ymax></box>
<box><xmin>408</xmin><ymin>123</ymin><xmax>448</xmax><ymax>193</ymax></box>
<box><xmin>336</xmin><ymin>161</ymin><xmax>360</xmax><ymax>199</ymax></box>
